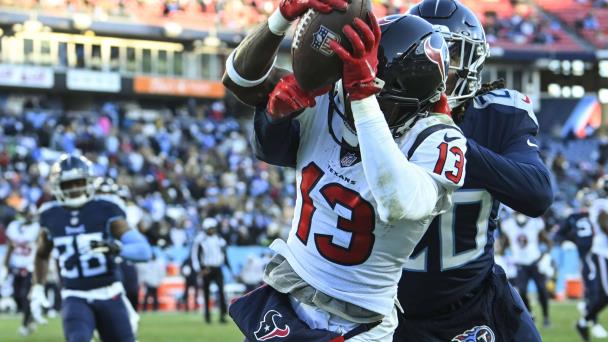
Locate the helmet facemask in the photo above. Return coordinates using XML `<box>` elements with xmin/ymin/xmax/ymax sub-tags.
<box><xmin>438</xmin><ymin>27</ymin><xmax>490</xmax><ymax>109</ymax></box>
<box><xmin>50</xmin><ymin>157</ymin><xmax>96</xmax><ymax>208</ymax></box>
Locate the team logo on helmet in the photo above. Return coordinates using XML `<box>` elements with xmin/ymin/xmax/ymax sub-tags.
<box><xmin>378</xmin><ymin>14</ymin><xmax>402</xmax><ymax>26</ymax></box>
<box><xmin>312</xmin><ymin>25</ymin><xmax>339</xmax><ymax>57</ymax></box>
<box><xmin>254</xmin><ymin>310</ymin><xmax>291</xmax><ymax>341</ymax></box>
<box><xmin>423</xmin><ymin>33</ymin><xmax>449</xmax><ymax>82</ymax></box>
<box><xmin>452</xmin><ymin>325</ymin><xmax>495</xmax><ymax>342</ymax></box>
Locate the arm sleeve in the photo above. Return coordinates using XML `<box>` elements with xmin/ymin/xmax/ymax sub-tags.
<box><xmin>119</xmin><ymin>229</ymin><xmax>152</xmax><ymax>262</ymax></box>
<box><xmin>252</xmin><ymin>105</ymin><xmax>301</xmax><ymax>168</ymax></box>
<box><xmin>352</xmin><ymin>97</ymin><xmax>466</xmax><ymax>222</ymax></box>
<box><xmin>465</xmin><ymin>134</ymin><xmax>553</xmax><ymax>218</ymax></box>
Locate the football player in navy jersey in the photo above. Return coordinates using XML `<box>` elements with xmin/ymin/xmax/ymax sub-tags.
<box><xmin>393</xmin><ymin>1</ymin><xmax>553</xmax><ymax>341</ymax></box>
<box><xmin>30</xmin><ymin>155</ymin><xmax>151</xmax><ymax>342</ymax></box>
<box><xmin>555</xmin><ymin>189</ymin><xmax>608</xmax><ymax>339</ymax></box>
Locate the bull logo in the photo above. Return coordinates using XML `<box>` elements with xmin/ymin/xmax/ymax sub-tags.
<box><xmin>423</xmin><ymin>33</ymin><xmax>449</xmax><ymax>83</ymax></box>
<box><xmin>254</xmin><ymin>310</ymin><xmax>291</xmax><ymax>341</ymax></box>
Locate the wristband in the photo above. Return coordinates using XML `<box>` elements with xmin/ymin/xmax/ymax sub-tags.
<box><xmin>268</xmin><ymin>9</ymin><xmax>292</xmax><ymax>36</ymax></box>
<box><xmin>225</xmin><ymin>49</ymin><xmax>276</xmax><ymax>88</ymax></box>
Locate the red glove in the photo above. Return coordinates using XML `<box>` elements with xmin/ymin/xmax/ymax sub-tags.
<box><xmin>328</xmin><ymin>14</ymin><xmax>382</xmax><ymax>101</ymax></box>
<box><xmin>279</xmin><ymin>0</ymin><xmax>347</xmax><ymax>21</ymax></box>
<box><xmin>267</xmin><ymin>74</ymin><xmax>330</xmax><ymax>119</ymax></box>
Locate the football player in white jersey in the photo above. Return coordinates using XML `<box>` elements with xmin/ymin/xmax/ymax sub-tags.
<box><xmin>223</xmin><ymin>5</ymin><xmax>466</xmax><ymax>340</ymax></box>
<box><xmin>577</xmin><ymin>179</ymin><xmax>608</xmax><ymax>341</ymax></box>
<box><xmin>1</xmin><ymin>206</ymin><xmax>40</xmax><ymax>335</ymax></box>
<box><xmin>500</xmin><ymin>212</ymin><xmax>552</xmax><ymax>327</ymax></box>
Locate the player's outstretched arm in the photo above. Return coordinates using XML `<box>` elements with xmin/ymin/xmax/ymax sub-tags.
<box><xmin>109</xmin><ymin>219</ymin><xmax>152</xmax><ymax>262</ymax></box>
<box><xmin>465</xmin><ymin>137</ymin><xmax>553</xmax><ymax>217</ymax></box>
<box><xmin>222</xmin><ymin>0</ymin><xmax>347</xmax><ymax>106</ymax></box>
<box><xmin>330</xmin><ymin>15</ymin><xmax>465</xmax><ymax>222</ymax></box>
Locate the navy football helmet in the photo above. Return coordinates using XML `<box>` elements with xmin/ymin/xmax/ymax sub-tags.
<box><xmin>329</xmin><ymin>14</ymin><xmax>450</xmax><ymax>144</ymax></box>
<box><xmin>376</xmin><ymin>14</ymin><xmax>450</xmax><ymax>136</ymax></box>
<box><xmin>49</xmin><ymin>155</ymin><xmax>96</xmax><ymax>207</ymax></box>
<box><xmin>408</xmin><ymin>0</ymin><xmax>489</xmax><ymax>109</ymax></box>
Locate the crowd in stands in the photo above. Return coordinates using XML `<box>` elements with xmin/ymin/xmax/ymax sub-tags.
<box><xmin>0</xmin><ymin>95</ymin><xmax>294</xmax><ymax>261</ymax></box>
<box><xmin>0</xmin><ymin>0</ymin><xmax>583</xmax><ymax>48</ymax></box>
<box><xmin>482</xmin><ymin>4</ymin><xmax>563</xmax><ymax>46</ymax></box>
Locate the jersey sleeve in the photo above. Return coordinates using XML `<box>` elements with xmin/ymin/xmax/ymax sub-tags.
<box><xmin>407</xmin><ymin>126</ymin><xmax>467</xmax><ymax>190</ymax></box>
<box><xmin>465</xmin><ymin>91</ymin><xmax>552</xmax><ymax>217</ymax></box>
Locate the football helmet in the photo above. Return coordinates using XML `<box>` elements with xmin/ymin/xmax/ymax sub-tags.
<box><xmin>48</xmin><ymin>155</ymin><xmax>96</xmax><ymax>208</ymax></box>
<box><xmin>408</xmin><ymin>0</ymin><xmax>490</xmax><ymax>109</ymax></box>
<box><xmin>97</xmin><ymin>177</ymin><xmax>119</xmax><ymax>195</ymax></box>
<box><xmin>329</xmin><ymin>14</ymin><xmax>450</xmax><ymax>144</ymax></box>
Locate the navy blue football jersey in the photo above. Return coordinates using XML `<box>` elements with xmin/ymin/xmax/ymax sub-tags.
<box><xmin>399</xmin><ymin>89</ymin><xmax>553</xmax><ymax>316</ymax></box>
<box><xmin>556</xmin><ymin>211</ymin><xmax>593</xmax><ymax>259</ymax></box>
<box><xmin>39</xmin><ymin>197</ymin><xmax>126</xmax><ymax>291</ymax></box>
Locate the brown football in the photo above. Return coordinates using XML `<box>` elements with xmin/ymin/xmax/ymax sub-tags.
<box><xmin>291</xmin><ymin>0</ymin><xmax>371</xmax><ymax>92</ymax></box>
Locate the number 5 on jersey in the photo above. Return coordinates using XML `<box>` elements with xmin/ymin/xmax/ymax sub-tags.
<box><xmin>296</xmin><ymin>163</ymin><xmax>376</xmax><ymax>266</ymax></box>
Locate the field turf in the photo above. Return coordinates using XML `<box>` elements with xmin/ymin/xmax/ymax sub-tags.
<box><xmin>0</xmin><ymin>301</ymin><xmax>604</xmax><ymax>341</ymax></box>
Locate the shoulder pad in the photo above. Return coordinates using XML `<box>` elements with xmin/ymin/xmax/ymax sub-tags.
<box><xmin>473</xmin><ymin>89</ymin><xmax>538</xmax><ymax>128</ymax></box>
<box><xmin>38</xmin><ymin>201</ymin><xmax>61</xmax><ymax>215</ymax></box>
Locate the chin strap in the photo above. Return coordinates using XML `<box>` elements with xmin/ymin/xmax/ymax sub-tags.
<box><xmin>432</xmin><ymin>93</ymin><xmax>451</xmax><ymax>117</ymax></box>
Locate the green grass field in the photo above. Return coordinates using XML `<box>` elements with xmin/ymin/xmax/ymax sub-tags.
<box><xmin>0</xmin><ymin>301</ymin><xmax>604</xmax><ymax>341</ymax></box>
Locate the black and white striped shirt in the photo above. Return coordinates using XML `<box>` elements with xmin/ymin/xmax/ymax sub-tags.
<box><xmin>191</xmin><ymin>232</ymin><xmax>227</xmax><ymax>271</ymax></box>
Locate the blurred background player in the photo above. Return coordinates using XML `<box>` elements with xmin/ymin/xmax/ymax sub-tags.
<box><xmin>394</xmin><ymin>1</ymin><xmax>552</xmax><ymax>341</ymax></box>
<box><xmin>1</xmin><ymin>206</ymin><xmax>40</xmax><ymax>335</ymax></box>
<box><xmin>30</xmin><ymin>154</ymin><xmax>152</xmax><ymax>342</ymax></box>
<box><xmin>191</xmin><ymin>217</ymin><xmax>229</xmax><ymax>324</ymax></box>
<box><xmin>577</xmin><ymin>177</ymin><xmax>608</xmax><ymax>341</ymax></box>
<box><xmin>500</xmin><ymin>212</ymin><xmax>553</xmax><ymax>327</ymax></box>
<box><xmin>555</xmin><ymin>188</ymin><xmax>608</xmax><ymax>339</ymax></box>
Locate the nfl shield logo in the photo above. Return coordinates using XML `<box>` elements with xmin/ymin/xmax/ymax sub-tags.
<box><xmin>312</xmin><ymin>25</ymin><xmax>339</xmax><ymax>57</ymax></box>
<box><xmin>340</xmin><ymin>152</ymin><xmax>358</xmax><ymax>167</ymax></box>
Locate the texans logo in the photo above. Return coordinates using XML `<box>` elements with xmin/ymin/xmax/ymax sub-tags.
<box><xmin>452</xmin><ymin>325</ymin><xmax>495</xmax><ymax>342</ymax></box>
<box><xmin>254</xmin><ymin>310</ymin><xmax>291</xmax><ymax>341</ymax></box>
<box><xmin>423</xmin><ymin>33</ymin><xmax>449</xmax><ymax>82</ymax></box>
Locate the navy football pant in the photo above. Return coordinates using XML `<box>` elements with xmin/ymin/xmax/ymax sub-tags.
<box><xmin>515</xmin><ymin>263</ymin><xmax>549</xmax><ymax>320</ymax></box>
<box><xmin>393</xmin><ymin>266</ymin><xmax>541</xmax><ymax>342</ymax></box>
<box><xmin>62</xmin><ymin>295</ymin><xmax>134</xmax><ymax>342</ymax></box>
<box><xmin>585</xmin><ymin>254</ymin><xmax>608</xmax><ymax>323</ymax></box>
<box><xmin>12</xmin><ymin>270</ymin><xmax>32</xmax><ymax>327</ymax></box>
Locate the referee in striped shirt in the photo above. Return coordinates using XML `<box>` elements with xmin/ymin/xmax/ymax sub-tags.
<box><xmin>191</xmin><ymin>218</ymin><xmax>229</xmax><ymax>323</ymax></box>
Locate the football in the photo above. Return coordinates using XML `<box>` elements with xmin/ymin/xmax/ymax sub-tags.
<box><xmin>291</xmin><ymin>0</ymin><xmax>371</xmax><ymax>92</ymax></box>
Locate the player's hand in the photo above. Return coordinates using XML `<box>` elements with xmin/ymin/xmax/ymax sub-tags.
<box><xmin>29</xmin><ymin>284</ymin><xmax>50</xmax><ymax>325</ymax></box>
<box><xmin>279</xmin><ymin>0</ymin><xmax>348</xmax><ymax>21</ymax></box>
<box><xmin>329</xmin><ymin>14</ymin><xmax>383</xmax><ymax>101</ymax></box>
<box><xmin>267</xmin><ymin>74</ymin><xmax>330</xmax><ymax>119</ymax></box>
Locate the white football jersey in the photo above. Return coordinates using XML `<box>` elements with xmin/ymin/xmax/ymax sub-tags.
<box><xmin>6</xmin><ymin>220</ymin><xmax>40</xmax><ymax>271</ymax></box>
<box><xmin>269</xmin><ymin>94</ymin><xmax>466</xmax><ymax>316</ymax></box>
<box><xmin>501</xmin><ymin>217</ymin><xmax>544</xmax><ymax>265</ymax></box>
<box><xmin>590</xmin><ymin>198</ymin><xmax>608</xmax><ymax>258</ymax></box>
